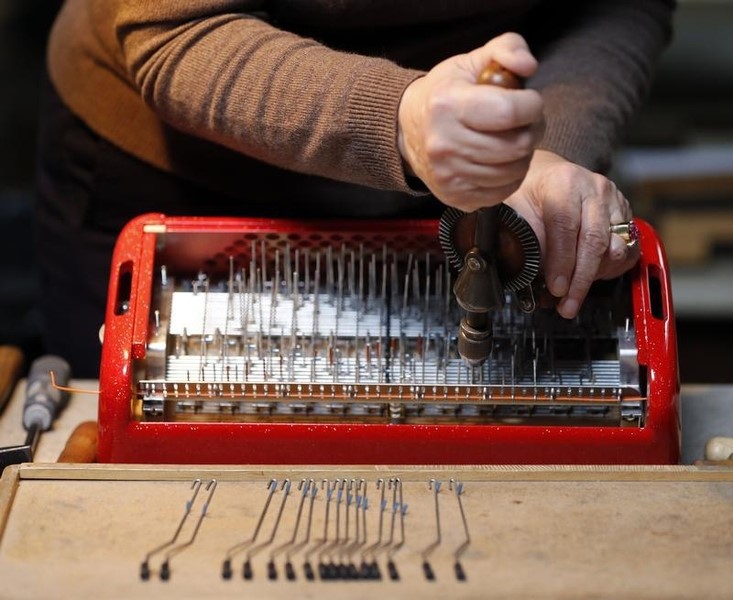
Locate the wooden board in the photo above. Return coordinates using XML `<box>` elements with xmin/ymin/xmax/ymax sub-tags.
<box><xmin>1</xmin><ymin>463</ymin><xmax>733</xmax><ymax>599</ymax></box>
<box><xmin>659</xmin><ymin>210</ymin><xmax>733</xmax><ymax>264</ymax></box>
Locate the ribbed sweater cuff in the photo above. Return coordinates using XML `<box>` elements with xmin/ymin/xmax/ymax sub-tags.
<box><xmin>347</xmin><ymin>63</ymin><xmax>426</xmax><ymax>194</ymax></box>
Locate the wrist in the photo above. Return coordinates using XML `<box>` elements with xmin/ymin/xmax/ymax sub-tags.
<box><xmin>396</xmin><ymin>77</ymin><xmax>422</xmax><ymax>179</ymax></box>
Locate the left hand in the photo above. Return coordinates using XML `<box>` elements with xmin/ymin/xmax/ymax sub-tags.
<box><xmin>505</xmin><ymin>149</ymin><xmax>640</xmax><ymax>319</ymax></box>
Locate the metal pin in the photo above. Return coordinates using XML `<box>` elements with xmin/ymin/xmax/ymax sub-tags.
<box><xmin>349</xmin><ymin>248</ymin><xmax>356</xmax><ymax>305</ymax></box>
<box><xmin>337</xmin><ymin>248</ymin><xmax>344</xmax><ymax>321</ymax></box>
<box><xmin>422</xmin><ymin>479</ymin><xmax>442</xmax><ymax>581</ymax></box>
<box><xmin>197</xmin><ymin>279</ymin><xmax>210</xmax><ymax>381</ymax></box>
<box><xmin>380</xmin><ymin>247</ymin><xmax>388</xmax><ymax>309</ymax></box>
<box><xmin>285</xmin><ymin>241</ymin><xmax>292</xmax><ymax>297</ymax></box>
<box><xmin>318</xmin><ymin>478</ymin><xmax>346</xmax><ymax>578</ymax></box>
<box><xmin>411</xmin><ymin>255</ymin><xmax>420</xmax><ymax>306</ymax></box>
<box><xmin>140</xmin><ymin>479</ymin><xmax>202</xmax><ymax>580</ymax></box>
<box><xmin>326</xmin><ymin>246</ymin><xmax>334</xmax><ymax>299</ymax></box>
<box><xmin>227</xmin><ymin>256</ymin><xmax>235</xmax><ymax>320</ymax></box>
<box><xmin>450</xmin><ymin>479</ymin><xmax>470</xmax><ymax>581</ymax></box>
<box><xmin>160</xmin><ymin>479</ymin><xmax>217</xmax><ymax>580</ymax></box>
<box><xmin>245</xmin><ymin>479</ymin><xmax>292</xmax><ymax>581</ymax></box>
<box><xmin>259</xmin><ymin>240</ymin><xmax>267</xmax><ymax>292</ymax></box>
<box><xmin>340</xmin><ymin>479</ymin><xmax>356</xmax><ymax>566</ymax></box>
<box><xmin>305</xmin><ymin>479</ymin><xmax>334</xmax><ymax>574</ymax></box>
<box><xmin>368</xmin><ymin>252</ymin><xmax>377</xmax><ymax>311</ymax></box>
<box><xmin>402</xmin><ymin>262</ymin><xmax>411</xmax><ymax>322</ymax></box>
<box><xmin>291</xmin><ymin>270</ymin><xmax>300</xmax><ymax>339</ymax></box>
<box><xmin>270</xmin><ymin>479</ymin><xmax>312</xmax><ymax>580</ymax></box>
<box><xmin>365</xmin><ymin>331</ymin><xmax>372</xmax><ymax>380</ymax></box>
<box><xmin>294</xmin><ymin>480</ymin><xmax>319</xmax><ymax>581</ymax></box>
<box><xmin>222</xmin><ymin>478</ymin><xmax>278</xmax><ymax>579</ymax></box>
<box><xmin>387</xmin><ymin>478</ymin><xmax>406</xmax><ymax>581</ymax></box>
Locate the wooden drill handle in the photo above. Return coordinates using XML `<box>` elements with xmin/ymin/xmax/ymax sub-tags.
<box><xmin>479</xmin><ymin>61</ymin><xmax>553</xmax><ymax>309</ymax></box>
<box><xmin>0</xmin><ymin>345</ymin><xmax>24</xmax><ymax>413</ymax></box>
<box><xmin>477</xmin><ymin>60</ymin><xmax>522</xmax><ymax>89</ymax></box>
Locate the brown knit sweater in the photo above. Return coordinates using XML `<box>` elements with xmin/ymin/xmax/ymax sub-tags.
<box><xmin>47</xmin><ymin>0</ymin><xmax>674</xmax><ymax>203</ymax></box>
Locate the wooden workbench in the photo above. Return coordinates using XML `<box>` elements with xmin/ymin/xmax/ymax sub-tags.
<box><xmin>1</xmin><ymin>382</ymin><xmax>732</xmax><ymax>598</ymax></box>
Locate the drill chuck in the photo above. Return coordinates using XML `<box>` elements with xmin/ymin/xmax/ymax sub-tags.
<box><xmin>457</xmin><ymin>315</ymin><xmax>493</xmax><ymax>367</ymax></box>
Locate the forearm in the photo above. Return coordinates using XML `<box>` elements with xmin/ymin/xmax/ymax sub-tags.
<box><xmin>114</xmin><ymin>0</ymin><xmax>424</xmax><ymax>191</ymax></box>
<box><xmin>527</xmin><ymin>0</ymin><xmax>675</xmax><ymax>173</ymax></box>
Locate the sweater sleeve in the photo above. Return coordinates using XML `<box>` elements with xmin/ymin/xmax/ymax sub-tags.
<box><xmin>113</xmin><ymin>1</ymin><xmax>425</xmax><ymax>192</ymax></box>
<box><xmin>526</xmin><ymin>0</ymin><xmax>675</xmax><ymax>173</ymax></box>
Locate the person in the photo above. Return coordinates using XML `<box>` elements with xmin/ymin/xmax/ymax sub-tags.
<box><xmin>37</xmin><ymin>0</ymin><xmax>675</xmax><ymax>377</ymax></box>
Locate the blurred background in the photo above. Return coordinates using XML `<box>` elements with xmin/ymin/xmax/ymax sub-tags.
<box><xmin>0</xmin><ymin>0</ymin><xmax>731</xmax><ymax>381</ymax></box>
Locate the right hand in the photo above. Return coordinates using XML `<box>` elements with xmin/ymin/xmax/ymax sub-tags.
<box><xmin>397</xmin><ymin>33</ymin><xmax>544</xmax><ymax>212</ymax></box>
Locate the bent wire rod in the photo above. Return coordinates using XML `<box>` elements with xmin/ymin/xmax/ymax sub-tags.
<box><xmin>159</xmin><ymin>479</ymin><xmax>218</xmax><ymax>581</ymax></box>
<box><xmin>344</xmin><ymin>479</ymin><xmax>367</xmax><ymax>565</ymax></box>
<box><xmin>269</xmin><ymin>479</ymin><xmax>313</xmax><ymax>581</ymax></box>
<box><xmin>450</xmin><ymin>479</ymin><xmax>470</xmax><ymax>581</ymax></box>
<box><xmin>245</xmin><ymin>479</ymin><xmax>292</xmax><ymax>580</ymax></box>
<box><xmin>355</xmin><ymin>480</ymin><xmax>381</xmax><ymax>579</ymax></box>
<box><xmin>222</xmin><ymin>478</ymin><xmax>278</xmax><ymax>579</ymax></box>
<box><xmin>386</xmin><ymin>478</ymin><xmax>406</xmax><ymax>581</ymax></box>
<box><xmin>140</xmin><ymin>479</ymin><xmax>202</xmax><ymax>580</ymax></box>
<box><xmin>284</xmin><ymin>479</ymin><xmax>319</xmax><ymax>580</ymax></box>
<box><xmin>304</xmin><ymin>479</ymin><xmax>336</xmax><ymax>580</ymax></box>
<box><xmin>421</xmin><ymin>479</ymin><xmax>442</xmax><ymax>581</ymax></box>
<box><xmin>336</xmin><ymin>478</ymin><xmax>357</xmax><ymax>567</ymax></box>
<box><xmin>318</xmin><ymin>478</ymin><xmax>346</xmax><ymax>571</ymax></box>
<box><xmin>361</xmin><ymin>477</ymin><xmax>387</xmax><ymax>564</ymax></box>
<box><xmin>336</xmin><ymin>479</ymin><xmax>364</xmax><ymax>579</ymax></box>
<box><xmin>387</xmin><ymin>479</ymin><xmax>407</xmax><ymax>560</ymax></box>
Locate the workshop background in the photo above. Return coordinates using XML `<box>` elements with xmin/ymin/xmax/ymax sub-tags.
<box><xmin>0</xmin><ymin>0</ymin><xmax>731</xmax><ymax>382</ymax></box>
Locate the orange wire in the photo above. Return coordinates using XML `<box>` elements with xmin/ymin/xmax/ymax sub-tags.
<box><xmin>50</xmin><ymin>370</ymin><xmax>101</xmax><ymax>396</ymax></box>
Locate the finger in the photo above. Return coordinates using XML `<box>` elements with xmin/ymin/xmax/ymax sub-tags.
<box><xmin>607</xmin><ymin>186</ymin><xmax>632</xmax><ymax>225</ymax></box>
<box><xmin>557</xmin><ymin>203</ymin><xmax>610</xmax><ymax>319</ymax></box>
<box><xmin>440</xmin><ymin>181</ymin><xmax>524</xmax><ymax>212</ymax></box>
<box><xmin>596</xmin><ymin>233</ymin><xmax>640</xmax><ymax>280</ymax></box>
<box><xmin>542</xmin><ymin>197</ymin><xmax>580</xmax><ymax>299</ymax></box>
<box><xmin>432</xmin><ymin>156</ymin><xmax>531</xmax><ymax>192</ymax></box>
<box><xmin>436</xmin><ymin>124</ymin><xmax>538</xmax><ymax>164</ymax></box>
<box><xmin>467</xmin><ymin>33</ymin><xmax>538</xmax><ymax>79</ymax></box>
<box><xmin>461</xmin><ymin>87</ymin><xmax>544</xmax><ymax>131</ymax></box>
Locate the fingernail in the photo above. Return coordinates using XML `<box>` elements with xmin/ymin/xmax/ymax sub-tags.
<box><xmin>559</xmin><ymin>298</ymin><xmax>579</xmax><ymax>319</ymax></box>
<box><xmin>552</xmin><ymin>275</ymin><xmax>568</xmax><ymax>297</ymax></box>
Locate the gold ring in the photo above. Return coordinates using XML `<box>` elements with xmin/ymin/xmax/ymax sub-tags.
<box><xmin>609</xmin><ymin>221</ymin><xmax>639</xmax><ymax>248</ymax></box>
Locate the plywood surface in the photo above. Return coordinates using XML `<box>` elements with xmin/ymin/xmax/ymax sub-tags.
<box><xmin>1</xmin><ymin>464</ymin><xmax>732</xmax><ymax>599</ymax></box>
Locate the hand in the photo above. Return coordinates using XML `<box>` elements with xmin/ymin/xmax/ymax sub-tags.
<box><xmin>505</xmin><ymin>150</ymin><xmax>640</xmax><ymax>319</ymax></box>
<box><xmin>397</xmin><ymin>33</ymin><xmax>544</xmax><ymax>212</ymax></box>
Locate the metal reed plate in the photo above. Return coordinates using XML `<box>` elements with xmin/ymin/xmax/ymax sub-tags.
<box><xmin>137</xmin><ymin>230</ymin><xmax>641</xmax><ymax>425</ymax></box>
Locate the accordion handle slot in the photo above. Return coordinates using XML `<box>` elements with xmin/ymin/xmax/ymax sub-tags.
<box><xmin>637</xmin><ymin>219</ymin><xmax>672</xmax><ymax>326</ymax></box>
<box><xmin>645</xmin><ymin>264</ymin><xmax>666</xmax><ymax>322</ymax></box>
<box><xmin>113</xmin><ymin>260</ymin><xmax>134</xmax><ymax>317</ymax></box>
<box><xmin>631</xmin><ymin>219</ymin><xmax>676</xmax><ymax>381</ymax></box>
<box><xmin>104</xmin><ymin>214</ymin><xmax>160</xmax><ymax>362</ymax></box>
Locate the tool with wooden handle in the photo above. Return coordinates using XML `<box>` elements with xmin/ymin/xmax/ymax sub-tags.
<box><xmin>439</xmin><ymin>61</ymin><xmax>541</xmax><ymax>366</ymax></box>
<box><xmin>0</xmin><ymin>345</ymin><xmax>24</xmax><ymax>415</ymax></box>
